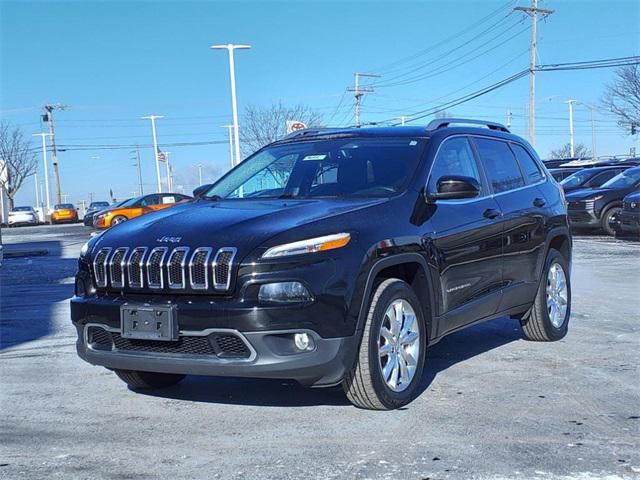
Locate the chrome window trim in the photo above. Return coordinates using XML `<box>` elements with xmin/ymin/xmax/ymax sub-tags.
<box><xmin>109</xmin><ymin>247</ymin><xmax>129</xmax><ymax>288</ymax></box>
<box><xmin>83</xmin><ymin>323</ymin><xmax>257</xmax><ymax>363</ymax></box>
<box><xmin>189</xmin><ymin>247</ymin><xmax>213</xmax><ymax>290</ymax></box>
<box><xmin>92</xmin><ymin>247</ymin><xmax>112</xmax><ymax>288</ymax></box>
<box><xmin>212</xmin><ymin>247</ymin><xmax>237</xmax><ymax>291</ymax></box>
<box><xmin>146</xmin><ymin>247</ymin><xmax>168</xmax><ymax>289</ymax></box>
<box><xmin>127</xmin><ymin>247</ymin><xmax>148</xmax><ymax>289</ymax></box>
<box><xmin>167</xmin><ymin>247</ymin><xmax>190</xmax><ymax>290</ymax></box>
<box><xmin>426</xmin><ymin>133</ymin><xmax>547</xmax><ymax>205</ymax></box>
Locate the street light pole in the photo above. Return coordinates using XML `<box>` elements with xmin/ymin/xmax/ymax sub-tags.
<box><xmin>32</xmin><ymin>133</ymin><xmax>52</xmax><ymax>212</ymax></box>
<box><xmin>164</xmin><ymin>151</ymin><xmax>173</xmax><ymax>191</ymax></box>
<box><xmin>142</xmin><ymin>115</ymin><xmax>164</xmax><ymax>193</ymax></box>
<box><xmin>222</xmin><ymin>124</ymin><xmax>235</xmax><ymax>167</ymax></box>
<box><xmin>211</xmin><ymin>44</ymin><xmax>251</xmax><ymax>166</ymax></box>
<box><xmin>577</xmin><ymin>102</ymin><xmax>597</xmax><ymax>162</ymax></box>
<box><xmin>197</xmin><ymin>164</ymin><xmax>203</xmax><ymax>186</ymax></box>
<box><xmin>565</xmin><ymin>100</ymin><xmax>576</xmax><ymax>157</ymax></box>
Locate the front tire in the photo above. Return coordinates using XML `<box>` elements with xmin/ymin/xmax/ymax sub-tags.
<box><xmin>601</xmin><ymin>206</ymin><xmax>622</xmax><ymax>236</ymax></box>
<box><xmin>342</xmin><ymin>278</ymin><xmax>427</xmax><ymax>410</ymax></box>
<box><xmin>114</xmin><ymin>370</ymin><xmax>185</xmax><ymax>390</ymax></box>
<box><xmin>111</xmin><ymin>215</ymin><xmax>128</xmax><ymax>226</ymax></box>
<box><xmin>520</xmin><ymin>249</ymin><xmax>571</xmax><ymax>341</ymax></box>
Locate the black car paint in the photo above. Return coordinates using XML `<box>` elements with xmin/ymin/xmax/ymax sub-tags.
<box><xmin>565</xmin><ymin>169</ymin><xmax>640</xmax><ymax>230</ymax></box>
<box><xmin>619</xmin><ymin>190</ymin><xmax>640</xmax><ymax>235</ymax></box>
<box><xmin>71</xmin><ymin>125</ymin><xmax>571</xmax><ymax>386</ymax></box>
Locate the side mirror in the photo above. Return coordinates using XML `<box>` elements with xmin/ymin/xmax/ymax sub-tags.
<box><xmin>428</xmin><ymin>175</ymin><xmax>481</xmax><ymax>201</ymax></box>
<box><xmin>193</xmin><ymin>184</ymin><xmax>213</xmax><ymax>198</ymax></box>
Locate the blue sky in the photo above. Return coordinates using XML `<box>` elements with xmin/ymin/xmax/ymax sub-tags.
<box><xmin>1</xmin><ymin>0</ymin><xmax>638</xmax><ymax>207</ymax></box>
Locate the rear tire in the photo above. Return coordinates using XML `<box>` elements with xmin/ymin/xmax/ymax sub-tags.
<box><xmin>114</xmin><ymin>370</ymin><xmax>185</xmax><ymax>389</ymax></box>
<box><xmin>601</xmin><ymin>206</ymin><xmax>622</xmax><ymax>236</ymax></box>
<box><xmin>342</xmin><ymin>278</ymin><xmax>427</xmax><ymax>410</ymax></box>
<box><xmin>520</xmin><ymin>249</ymin><xmax>571</xmax><ymax>342</ymax></box>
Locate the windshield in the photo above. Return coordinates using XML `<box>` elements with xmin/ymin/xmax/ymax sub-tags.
<box><xmin>12</xmin><ymin>206</ymin><xmax>32</xmax><ymax>212</ymax></box>
<box><xmin>117</xmin><ymin>197</ymin><xmax>142</xmax><ymax>208</ymax></box>
<box><xmin>89</xmin><ymin>202</ymin><xmax>109</xmax><ymax>208</ymax></box>
<box><xmin>560</xmin><ymin>170</ymin><xmax>595</xmax><ymax>188</ymax></box>
<box><xmin>204</xmin><ymin>137</ymin><xmax>426</xmax><ymax>200</ymax></box>
<box><xmin>601</xmin><ymin>169</ymin><xmax>640</xmax><ymax>189</ymax></box>
<box><xmin>55</xmin><ymin>204</ymin><xmax>74</xmax><ymax>209</ymax></box>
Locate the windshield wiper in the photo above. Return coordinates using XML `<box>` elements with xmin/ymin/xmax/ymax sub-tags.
<box><xmin>277</xmin><ymin>193</ymin><xmax>295</xmax><ymax>199</ymax></box>
<box><xmin>201</xmin><ymin>195</ymin><xmax>222</xmax><ymax>201</ymax></box>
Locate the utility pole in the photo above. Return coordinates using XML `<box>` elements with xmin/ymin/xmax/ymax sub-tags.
<box><xmin>565</xmin><ymin>99</ymin><xmax>576</xmax><ymax>157</ymax></box>
<box><xmin>141</xmin><ymin>115</ymin><xmax>164</xmax><ymax>193</ymax></box>
<box><xmin>397</xmin><ymin>116</ymin><xmax>407</xmax><ymax>126</ymax></box>
<box><xmin>348</xmin><ymin>72</ymin><xmax>380</xmax><ymax>128</ymax></box>
<box><xmin>211</xmin><ymin>44</ymin><xmax>251</xmax><ymax>166</ymax></box>
<box><xmin>43</xmin><ymin>104</ymin><xmax>68</xmax><ymax>204</ymax></box>
<box><xmin>222</xmin><ymin>124</ymin><xmax>235</xmax><ymax>168</ymax></box>
<box><xmin>197</xmin><ymin>164</ymin><xmax>203</xmax><ymax>186</ymax></box>
<box><xmin>514</xmin><ymin>1</ymin><xmax>554</xmax><ymax>146</ymax></box>
<box><xmin>32</xmin><ymin>132</ymin><xmax>52</xmax><ymax>212</ymax></box>
<box><xmin>506</xmin><ymin>109</ymin><xmax>513</xmax><ymax>130</ymax></box>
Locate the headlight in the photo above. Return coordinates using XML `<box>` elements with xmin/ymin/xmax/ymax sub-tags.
<box><xmin>80</xmin><ymin>241</ymin><xmax>90</xmax><ymax>257</ymax></box>
<box><xmin>261</xmin><ymin>233</ymin><xmax>351</xmax><ymax>259</ymax></box>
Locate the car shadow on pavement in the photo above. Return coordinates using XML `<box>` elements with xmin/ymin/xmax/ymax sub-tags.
<box><xmin>139</xmin><ymin>316</ymin><xmax>523</xmax><ymax>408</ymax></box>
<box><xmin>0</xmin><ymin>240</ymin><xmax>77</xmax><ymax>350</ymax></box>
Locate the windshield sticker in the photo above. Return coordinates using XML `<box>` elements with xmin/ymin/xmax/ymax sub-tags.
<box><xmin>303</xmin><ymin>154</ymin><xmax>328</xmax><ymax>161</ymax></box>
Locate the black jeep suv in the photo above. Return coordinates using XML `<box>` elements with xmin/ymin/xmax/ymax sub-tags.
<box><xmin>72</xmin><ymin>119</ymin><xmax>572</xmax><ymax>410</ymax></box>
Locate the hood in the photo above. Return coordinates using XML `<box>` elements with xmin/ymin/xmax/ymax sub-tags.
<box><xmin>624</xmin><ymin>191</ymin><xmax>640</xmax><ymax>202</ymax></box>
<box><xmin>565</xmin><ymin>187</ymin><xmax>610</xmax><ymax>201</ymax></box>
<box><xmin>92</xmin><ymin>197</ymin><xmax>386</xmax><ymax>257</ymax></box>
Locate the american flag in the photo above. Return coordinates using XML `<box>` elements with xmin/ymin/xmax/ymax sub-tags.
<box><xmin>157</xmin><ymin>147</ymin><xmax>166</xmax><ymax>162</ymax></box>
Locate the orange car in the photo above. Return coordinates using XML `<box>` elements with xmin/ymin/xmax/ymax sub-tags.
<box><xmin>51</xmin><ymin>203</ymin><xmax>79</xmax><ymax>224</ymax></box>
<box><xmin>93</xmin><ymin>193</ymin><xmax>191</xmax><ymax>229</ymax></box>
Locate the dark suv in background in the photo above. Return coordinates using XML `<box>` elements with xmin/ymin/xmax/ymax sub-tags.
<box><xmin>566</xmin><ymin>166</ymin><xmax>640</xmax><ymax>235</ymax></box>
<box><xmin>72</xmin><ymin>119</ymin><xmax>572</xmax><ymax>410</ymax></box>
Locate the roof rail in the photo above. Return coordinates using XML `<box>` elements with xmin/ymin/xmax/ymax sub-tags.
<box><xmin>282</xmin><ymin>128</ymin><xmax>344</xmax><ymax>140</ymax></box>
<box><xmin>426</xmin><ymin>118</ymin><xmax>510</xmax><ymax>133</ymax></box>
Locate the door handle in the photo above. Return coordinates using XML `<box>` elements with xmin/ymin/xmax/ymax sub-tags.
<box><xmin>533</xmin><ymin>197</ymin><xmax>546</xmax><ymax>208</ymax></box>
<box><xmin>483</xmin><ymin>208</ymin><xmax>500</xmax><ymax>219</ymax></box>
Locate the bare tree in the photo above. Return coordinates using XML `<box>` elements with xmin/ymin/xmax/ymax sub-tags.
<box><xmin>241</xmin><ymin>102</ymin><xmax>323</xmax><ymax>156</ymax></box>
<box><xmin>602</xmin><ymin>65</ymin><xmax>640</xmax><ymax>132</ymax></box>
<box><xmin>549</xmin><ymin>143</ymin><xmax>591</xmax><ymax>160</ymax></box>
<box><xmin>0</xmin><ymin>121</ymin><xmax>38</xmax><ymax>210</ymax></box>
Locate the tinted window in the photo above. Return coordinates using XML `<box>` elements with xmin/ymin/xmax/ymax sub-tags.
<box><xmin>206</xmin><ymin>138</ymin><xmax>425</xmax><ymax>199</ymax></box>
<box><xmin>601</xmin><ymin>168</ymin><xmax>640</xmax><ymax>189</ymax></box>
<box><xmin>588</xmin><ymin>170</ymin><xmax>621</xmax><ymax>187</ymax></box>
<box><xmin>428</xmin><ymin>137</ymin><xmax>481</xmax><ymax>192</ymax></box>
<box><xmin>474</xmin><ymin>138</ymin><xmax>525</xmax><ymax>193</ymax></box>
<box><xmin>511</xmin><ymin>144</ymin><xmax>543</xmax><ymax>184</ymax></box>
<box><xmin>54</xmin><ymin>204</ymin><xmax>74</xmax><ymax>209</ymax></box>
<box><xmin>139</xmin><ymin>195</ymin><xmax>158</xmax><ymax>206</ymax></box>
<box><xmin>12</xmin><ymin>206</ymin><xmax>32</xmax><ymax>212</ymax></box>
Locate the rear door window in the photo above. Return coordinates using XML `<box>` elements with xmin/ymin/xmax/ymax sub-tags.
<box><xmin>474</xmin><ymin>138</ymin><xmax>525</xmax><ymax>193</ymax></box>
<box><xmin>511</xmin><ymin>143</ymin><xmax>543</xmax><ymax>184</ymax></box>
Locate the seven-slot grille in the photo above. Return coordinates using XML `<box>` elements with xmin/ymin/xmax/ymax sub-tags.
<box><xmin>91</xmin><ymin>246</ymin><xmax>236</xmax><ymax>292</ymax></box>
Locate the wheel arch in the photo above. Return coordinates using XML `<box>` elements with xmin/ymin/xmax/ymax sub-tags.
<box><xmin>355</xmin><ymin>253</ymin><xmax>436</xmax><ymax>341</ymax></box>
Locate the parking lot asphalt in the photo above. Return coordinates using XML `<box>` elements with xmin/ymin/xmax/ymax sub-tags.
<box><xmin>0</xmin><ymin>224</ymin><xmax>639</xmax><ymax>480</ymax></box>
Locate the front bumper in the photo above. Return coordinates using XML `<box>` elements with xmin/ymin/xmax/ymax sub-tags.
<box><xmin>568</xmin><ymin>208</ymin><xmax>600</xmax><ymax>228</ymax></box>
<box><xmin>619</xmin><ymin>211</ymin><xmax>640</xmax><ymax>234</ymax></box>
<box><xmin>71</xmin><ymin>296</ymin><xmax>360</xmax><ymax>387</ymax></box>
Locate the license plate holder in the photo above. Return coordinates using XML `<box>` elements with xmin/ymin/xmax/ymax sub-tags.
<box><xmin>120</xmin><ymin>305</ymin><xmax>178</xmax><ymax>341</ymax></box>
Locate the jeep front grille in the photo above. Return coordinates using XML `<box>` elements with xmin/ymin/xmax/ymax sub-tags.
<box><xmin>91</xmin><ymin>246</ymin><xmax>236</xmax><ymax>292</ymax></box>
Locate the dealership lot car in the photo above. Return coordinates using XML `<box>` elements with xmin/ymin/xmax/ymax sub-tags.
<box><xmin>51</xmin><ymin>203</ymin><xmax>79</xmax><ymax>224</ymax></box>
<box><xmin>566</xmin><ymin>166</ymin><xmax>640</xmax><ymax>236</ymax></box>
<box><xmin>618</xmin><ymin>190</ymin><xmax>640</xmax><ymax>236</ymax></box>
<box><xmin>72</xmin><ymin>119</ymin><xmax>572</xmax><ymax>410</ymax></box>
<box><xmin>7</xmin><ymin>206</ymin><xmax>38</xmax><ymax>227</ymax></box>
<box><xmin>93</xmin><ymin>193</ymin><xmax>191</xmax><ymax>229</ymax></box>
<box><xmin>83</xmin><ymin>201</ymin><xmax>111</xmax><ymax>226</ymax></box>
<box><xmin>559</xmin><ymin>165</ymin><xmax>628</xmax><ymax>193</ymax></box>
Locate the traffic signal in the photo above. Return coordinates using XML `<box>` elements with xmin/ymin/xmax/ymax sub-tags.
<box><xmin>632</xmin><ymin>124</ymin><xmax>637</xmax><ymax>135</ymax></box>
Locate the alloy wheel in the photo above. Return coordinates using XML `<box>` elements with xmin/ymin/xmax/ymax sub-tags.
<box><xmin>546</xmin><ymin>262</ymin><xmax>568</xmax><ymax>328</ymax></box>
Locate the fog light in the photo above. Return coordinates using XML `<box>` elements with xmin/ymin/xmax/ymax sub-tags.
<box><xmin>294</xmin><ymin>333</ymin><xmax>313</xmax><ymax>351</ymax></box>
<box><xmin>258</xmin><ymin>281</ymin><xmax>311</xmax><ymax>304</ymax></box>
